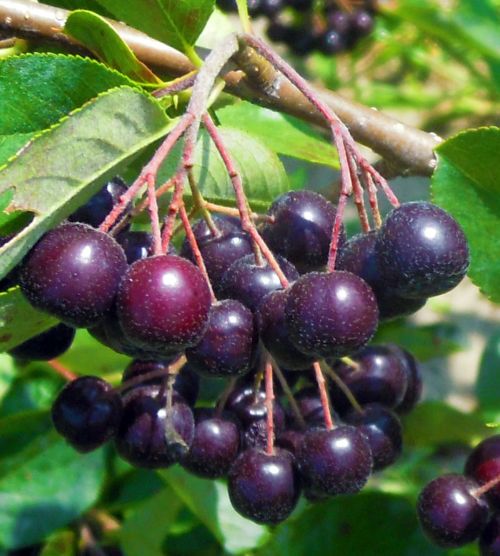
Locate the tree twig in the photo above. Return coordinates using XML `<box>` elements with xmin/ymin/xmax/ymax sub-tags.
<box><xmin>0</xmin><ymin>0</ymin><xmax>441</xmax><ymax>176</ymax></box>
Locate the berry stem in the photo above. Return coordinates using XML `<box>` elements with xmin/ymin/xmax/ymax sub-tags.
<box><xmin>265</xmin><ymin>358</ymin><xmax>275</xmax><ymax>455</ymax></box>
<box><xmin>161</xmin><ymin>175</ymin><xmax>185</xmax><ymax>253</ymax></box>
<box><xmin>202</xmin><ymin>112</ymin><xmax>289</xmax><ymax>287</ymax></box>
<box><xmin>472</xmin><ymin>473</ymin><xmax>500</xmax><ymax>499</ymax></box>
<box><xmin>347</xmin><ymin>152</ymin><xmax>371</xmax><ymax>233</ymax></box>
<box><xmin>272</xmin><ymin>361</ymin><xmax>307</xmax><ymax>430</ymax></box>
<box><xmin>146</xmin><ymin>174</ymin><xmax>163</xmax><ymax>256</ymax></box>
<box><xmin>152</xmin><ymin>70</ymin><xmax>198</xmax><ymax>98</ymax></box>
<box><xmin>187</xmin><ymin>170</ymin><xmax>221</xmax><ymax>237</ymax></box>
<box><xmin>365</xmin><ymin>172</ymin><xmax>382</xmax><ymax>228</ymax></box>
<box><xmin>179</xmin><ymin>202</ymin><xmax>217</xmax><ymax>302</ymax></box>
<box><xmin>203</xmin><ymin>201</ymin><xmax>273</xmax><ymax>223</ymax></box>
<box><xmin>327</xmin><ymin>191</ymin><xmax>348</xmax><ymax>272</ymax></box>
<box><xmin>313</xmin><ymin>361</ymin><xmax>334</xmax><ymax>430</ymax></box>
<box><xmin>46</xmin><ymin>359</ymin><xmax>77</xmax><ymax>382</ymax></box>
<box><xmin>322</xmin><ymin>362</ymin><xmax>364</xmax><ymax>415</ymax></box>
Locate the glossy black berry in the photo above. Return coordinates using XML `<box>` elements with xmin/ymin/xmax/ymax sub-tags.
<box><xmin>182</xmin><ymin>408</ymin><xmax>241</xmax><ymax>478</ymax></box>
<box><xmin>297</xmin><ymin>426</ymin><xmax>373</xmax><ymax>496</ymax></box>
<box><xmin>465</xmin><ymin>435</ymin><xmax>500</xmax><ymax>510</ymax></box>
<box><xmin>117</xmin><ymin>255</ymin><xmax>211</xmax><ymax>354</ymax></box>
<box><xmin>276</xmin><ymin>428</ymin><xmax>304</xmax><ymax>457</ymax></box>
<box><xmin>228</xmin><ymin>448</ymin><xmax>301</xmax><ymax>524</ymax></box>
<box><xmin>326</xmin><ymin>10</ymin><xmax>351</xmax><ymax>34</ymax></box>
<box><xmin>8</xmin><ymin>324</ymin><xmax>75</xmax><ymax>361</ymax></box>
<box><xmin>417</xmin><ymin>474</ymin><xmax>489</xmax><ymax>548</ymax></box>
<box><xmin>262</xmin><ymin>190</ymin><xmax>345</xmax><ymax>273</ymax></box>
<box><xmin>220</xmin><ymin>254</ymin><xmax>299</xmax><ymax>312</ymax></box>
<box><xmin>52</xmin><ymin>376</ymin><xmax>122</xmax><ymax>452</ymax></box>
<box><xmin>344</xmin><ymin>404</ymin><xmax>403</xmax><ymax>471</ymax></box>
<box><xmin>186</xmin><ymin>299</ymin><xmax>257</xmax><ymax>378</ymax></box>
<box><xmin>480</xmin><ymin>514</ymin><xmax>500</xmax><ymax>556</ymax></box>
<box><xmin>20</xmin><ymin>223</ymin><xmax>127</xmax><ymax>327</ymax></box>
<box><xmin>337</xmin><ymin>231</ymin><xmax>427</xmax><ymax>320</ymax></box>
<box><xmin>330</xmin><ymin>345</ymin><xmax>408</xmax><ymax>412</ymax></box>
<box><xmin>257</xmin><ymin>289</ymin><xmax>315</xmax><ymax>370</ymax></box>
<box><xmin>285</xmin><ymin>271</ymin><xmax>378</xmax><ymax>358</ymax></box>
<box><xmin>377</xmin><ymin>202</ymin><xmax>470</xmax><ymax>299</ymax></box>
<box><xmin>68</xmin><ymin>176</ymin><xmax>128</xmax><ymax>228</ymax></box>
<box><xmin>115</xmin><ymin>391</ymin><xmax>194</xmax><ymax>468</ymax></box>
<box><xmin>116</xmin><ymin>230</ymin><xmax>152</xmax><ymax>265</ymax></box>
<box><xmin>260</xmin><ymin>0</ymin><xmax>284</xmax><ymax>17</ymax></box>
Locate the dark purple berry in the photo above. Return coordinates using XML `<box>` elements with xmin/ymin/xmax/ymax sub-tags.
<box><xmin>480</xmin><ymin>514</ymin><xmax>500</xmax><ymax>556</ymax></box>
<box><xmin>351</xmin><ymin>10</ymin><xmax>374</xmax><ymax>37</ymax></box>
<box><xmin>344</xmin><ymin>404</ymin><xmax>403</xmax><ymax>471</ymax></box>
<box><xmin>276</xmin><ymin>428</ymin><xmax>304</xmax><ymax>456</ymax></box>
<box><xmin>116</xmin><ymin>230</ymin><xmax>152</xmax><ymax>265</ymax></box>
<box><xmin>285</xmin><ymin>271</ymin><xmax>378</xmax><ymax>358</ymax></box>
<box><xmin>267</xmin><ymin>21</ymin><xmax>290</xmax><ymax>43</ymax></box>
<box><xmin>337</xmin><ymin>231</ymin><xmax>427</xmax><ymax>320</ymax></box>
<box><xmin>262</xmin><ymin>190</ymin><xmax>345</xmax><ymax>273</ymax></box>
<box><xmin>20</xmin><ymin>223</ymin><xmax>127</xmax><ymax>327</ymax></box>
<box><xmin>377</xmin><ymin>202</ymin><xmax>470</xmax><ymax>299</ymax></box>
<box><xmin>257</xmin><ymin>289</ymin><xmax>315</xmax><ymax>370</ymax></box>
<box><xmin>216</xmin><ymin>0</ymin><xmax>237</xmax><ymax>12</ymax></box>
<box><xmin>220</xmin><ymin>254</ymin><xmax>299</xmax><ymax>312</ymax></box>
<box><xmin>182</xmin><ymin>408</ymin><xmax>241</xmax><ymax>478</ymax></box>
<box><xmin>260</xmin><ymin>0</ymin><xmax>284</xmax><ymax>17</ymax></box>
<box><xmin>8</xmin><ymin>324</ymin><xmax>75</xmax><ymax>361</ymax></box>
<box><xmin>389</xmin><ymin>345</ymin><xmax>422</xmax><ymax>414</ymax></box>
<box><xmin>186</xmin><ymin>299</ymin><xmax>257</xmax><ymax>378</ymax></box>
<box><xmin>52</xmin><ymin>376</ymin><xmax>122</xmax><ymax>452</ymax></box>
<box><xmin>186</xmin><ymin>215</ymin><xmax>242</xmax><ymax>246</ymax></box>
<box><xmin>121</xmin><ymin>359</ymin><xmax>199</xmax><ymax>406</ymax></box>
<box><xmin>330</xmin><ymin>345</ymin><xmax>408</xmax><ymax>411</ymax></box>
<box><xmin>297</xmin><ymin>426</ymin><xmax>373</xmax><ymax>496</ymax></box>
<box><xmin>228</xmin><ymin>448</ymin><xmax>301</xmax><ymax>524</ymax></box>
<box><xmin>68</xmin><ymin>176</ymin><xmax>129</xmax><ymax>228</ymax></box>
<box><xmin>417</xmin><ymin>474</ymin><xmax>489</xmax><ymax>548</ymax></box>
<box><xmin>117</xmin><ymin>255</ymin><xmax>211</xmax><ymax>353</ymax></box>
<box><xmin>318</xmin><ymin>29</ymin><xmax>345</xmax><ymax>55</ymax></box>
<box><xmin>465</xmin><ymin>435</ymin><xmax>500</xmax><ymax>510</ymax></box>
<box><xmin>326</xmin><ymin>10</ymin><xmax>351</xmax><ymax>34</ymax></box>
<box><xmin>115</xmin><ymin>391</ymin><xmax>194</xmax><ymax>468</ymax></box>
<box><xmin>226</xmin><ymin>382</ymin><xmax>286</xmax><ymax>430</ymax></box>
<box><xmin>295</xmin><ymin>387</ymin><xmax>324</xmax><ymax>421</ymax></box>
<box><xmin>287</xmin><ymin>0</ymin><xmax>313</xmax><ymax>11</ymax></box>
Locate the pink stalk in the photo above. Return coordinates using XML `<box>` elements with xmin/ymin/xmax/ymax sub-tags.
<box><xmin>179</xmin><ymin>202</ymin><xmax>216</xmax><ymax>302</ymax></box>
<box><xmin>146</xmin><ymin>175</ymin><xmax>163</xmax><ymax>256</ymax></box>
<box><xmin>265</xmin><ymin>358</ymin><xmax>275</xmax><ymax>455</ymax></box>
<box><xmin>313</xmin><ymin>361</ymin><xmax>334</xmax><ymax>430</ymax></box>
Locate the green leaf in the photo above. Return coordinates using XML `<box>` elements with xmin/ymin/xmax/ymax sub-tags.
<box><xmin>0</xmin><ymin>134</ymin><xmax>32</xmax><ymax>168</ymax></box>
<box><xmin>120</xmin><ymin>485</ymin><xmax>182</xmax><ymax>556</ymax></box>
<box><xmin>159</xmin><ymin>467</ymin><xmax>270</xmax><ymax>554</ymax></box>
<box><xmin>156</xmin><ymin>127</ymin><xmax>290</xmax><ymax>212</ymax></box>
<box><xmin>0</xmin><ymin>54</ymin><xmax>136</xmax><ymax>137</ymax></box>
<box><xmin>0</xmin><ymin>354</ymin><xmax>16</xmax><ymax>405</ymax></box>
<box><xmin>432</xmin><ymin>127</ymin><xmax>500</xmax><ymax>302</ymax></box>
<box><xmin>258</xmin><ymin>492</ymin><xmax>440</xmax><ymax>556</ymax></box>
<box><xmin>403</xmin><ymin>401</ymin><xmax>489</xmax><ymax>448</ymax></box>
<box><xmin>0</xmin><ymin>433</ymin><xmax>106</xmax><ymax>550</ymax></box>
<box><xmin>0</xmin><ymin>288</ymin><xmax>59</xmax><ymax>352</ymax></box>
<box><xmin>40</xmin><ymin>530</ymin><xmax>76</xmax><ymax>556</ymax></box>
<box><xmin>216</xmin><ymin>102</ymin><xmax>339</xmax><ymax>168</ymax></box>
<box><xmin>0</xmin><ymin>87</ymin><xmax>171</xmax><ymax>279</ymax></box>
<box><xmin>373</xmin><ymin>319</ymin><xmax>463</xmax><ymax>361</ymax></box>
<box><xmin>64</xmin><ymin>11</ymin><xmax>162</xmax><ymax>84</ymax></box>
<box><xmin>95</xmin><ymin>0</ymin><xmax>215</xmax><ymax>54</ymax></box>
<box><xmin>476</xmin><ymin>330</ymin><xmax>500</xmax><ymax>421</ymax></box>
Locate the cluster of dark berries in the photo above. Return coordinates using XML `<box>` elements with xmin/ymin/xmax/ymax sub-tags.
<box><xmin>50</xmin><ymin>342</ymin><xmax>420</xmax><ymax>524</ymax></box>
<box><xmin>7</xmin><ymin>175</ymin><xmax>470</xmax><ymax>525</ymax></box>
<box><xmin>417</xmin><ymin>434</ymin><xmax>500</xmax><ymax>554</ymax></box>
<box><xmin>217</xmin><ymin>0</ymin><xmax>377</xmax><ymax>56</ymax></box>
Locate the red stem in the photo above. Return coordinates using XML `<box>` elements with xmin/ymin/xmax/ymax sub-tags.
<box><xmin>161</xmin><ymin>175</ymin><xmax>185</xmax><ymax>253</ymax></box>
<box><xmin>313</xmin><ymin>361</ymin><xmax>334</xmax><ymax>430</ymax></box>
<box><xmin>472</xmin><ymin>473</ymin><xmax>500</xmax><ymax>499</ymax></box>
<box><xmin>179</xmin><ymin>202</ymin><xmax>216</xmax><ymax>302</ymax></box>
<box><xmin>327</xmin><ymin>192</ymin><xmax>348</xmax><ymax>272</ymax></box>
<box><xmin>47</xmin><ymin>359</ymin><xmax>77</xmax><ymax>382</ymax></box>
<box><xmin>202</xmin><ymin>113</ymin><xmax>289</xmax><ymax>287</ymax></box>
<box><xmin>265</xmin><ymin>358</ymin><xmax>275</xmax><ymax>455</ymax></box>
